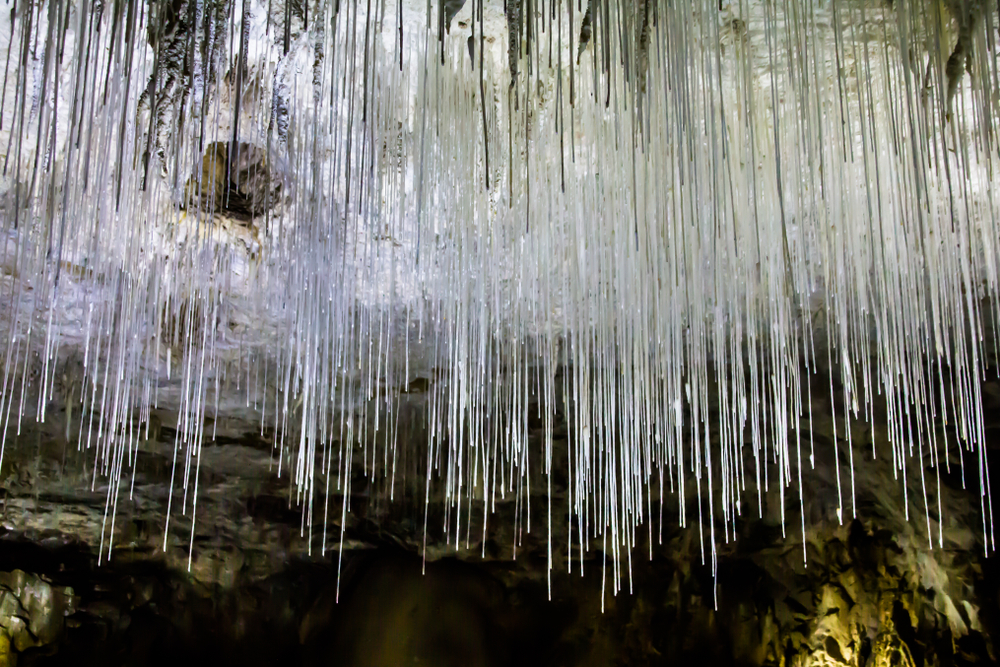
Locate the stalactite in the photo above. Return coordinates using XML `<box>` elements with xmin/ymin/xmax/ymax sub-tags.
<box><xmin>0</xmin><ymin>0</ymin><xmax>997</xmax><ymax>591</ymax></box>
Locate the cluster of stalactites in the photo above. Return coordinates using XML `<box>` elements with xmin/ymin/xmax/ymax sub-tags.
<box><xmin>0</xmin><ymin>0</ymin><xmax>997</xmax><ymax>596</ymax></box>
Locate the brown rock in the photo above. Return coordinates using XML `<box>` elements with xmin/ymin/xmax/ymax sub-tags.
<box><xmin>186</xmin><ymin>142</ymin><xmax>282</xmax><ymax>221</ymax></box>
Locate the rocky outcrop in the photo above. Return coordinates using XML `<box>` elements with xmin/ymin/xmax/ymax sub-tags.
<box><xmin>0</xmin><ymin>570</ymin><xmax>75</xmax><ymax>666</ymax></box>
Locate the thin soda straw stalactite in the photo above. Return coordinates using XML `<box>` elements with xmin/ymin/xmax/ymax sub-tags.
<box><xmin>0</xmin><ymin>0</ymin><xmax>996</xmax><ymax>596</ymax></box>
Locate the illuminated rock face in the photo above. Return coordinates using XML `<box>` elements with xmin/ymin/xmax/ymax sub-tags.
<box><xmin>0</xmin><ymin>0</ymin><xmax>998</xmax><ymax>663</ymax></box>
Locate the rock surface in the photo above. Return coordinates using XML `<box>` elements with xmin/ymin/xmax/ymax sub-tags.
<box><xmin>0</xmin><ymin>364</ymin><xmax>994</xmax><ymax>665</ymax></box>
<box><xmin>186</xmin><ymin>142</ymin><xmax>283</xmax><ymax>221</ymax></box>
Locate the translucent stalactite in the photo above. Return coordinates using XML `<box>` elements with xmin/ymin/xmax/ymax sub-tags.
<box><xmin>0</xmin><ymin>0</ymin><xmax>996</xmax><ymax>598</ymax></box>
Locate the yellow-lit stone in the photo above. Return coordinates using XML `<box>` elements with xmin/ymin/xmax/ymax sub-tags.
<box><xmin>0</xmin><ymin>630</ymin><xmax>15</xmax><ymax>667</ymax></box>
